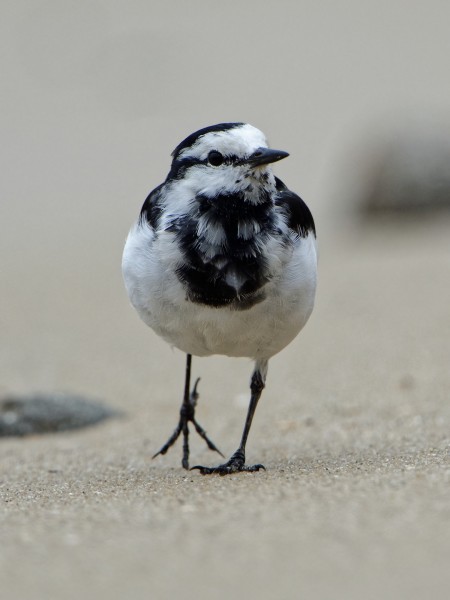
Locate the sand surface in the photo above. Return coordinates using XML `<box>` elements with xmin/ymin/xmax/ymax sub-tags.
<box><xmin>1</xmin><ymin>2</ymin><xmax>450</xmax><ymax>599</ymax></box>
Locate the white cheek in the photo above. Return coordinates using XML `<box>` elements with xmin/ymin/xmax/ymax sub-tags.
<box><xmin>195</xmin><ymin>166</ymin><xmax>238</xmax><ymax>197</ymax></box>
<box><xmin>164</xmin><ymin>166</ymin><xmax>244</xmax><ymax>210</ymax></box>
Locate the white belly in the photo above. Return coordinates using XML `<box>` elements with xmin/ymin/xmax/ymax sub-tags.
<box><xmin>122</xmin><ymin>222</ymin><xmax>317</xmax><ymax>361</ymax></box>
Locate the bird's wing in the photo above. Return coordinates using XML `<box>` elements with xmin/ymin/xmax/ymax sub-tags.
<box><xmin>274</xmin><ymin>177</ymin><xmax>316</xmax><ymax>238</ymax></box>
<box><xmin>139</xmin><ymin>183</ymin><xmax>165</xmax><ymax>229</ymax></box>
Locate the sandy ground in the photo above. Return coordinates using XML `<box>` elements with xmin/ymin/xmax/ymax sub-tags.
<box><xmin>1</xmin><ymin>2</ymin><xmax>450</xmax><ymax>599</ymax></box>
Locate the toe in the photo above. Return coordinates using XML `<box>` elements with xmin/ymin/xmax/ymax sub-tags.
<box><xmin>190</xmin><ymin>465</ymin><xmax>213</xmax><ymax>475</ymax></box>
<box><xmin>190</xmin><ymin>462</ymin><xmax>265</xmax><ymax>475</ymax></box>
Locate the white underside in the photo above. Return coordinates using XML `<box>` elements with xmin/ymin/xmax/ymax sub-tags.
<box><xmin>122</xmin><ymin>221</ymin><xmax>317</xmax><ymax>362</ymax></box>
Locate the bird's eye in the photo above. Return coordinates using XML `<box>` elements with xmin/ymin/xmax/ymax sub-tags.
<box><xmin>208</xmin><ymin>151</ymin><xmax>224</xmax><ymax>167</ymax></box>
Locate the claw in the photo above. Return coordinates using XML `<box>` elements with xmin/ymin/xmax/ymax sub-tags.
<box><xmin>191</xmin><ymin>455</ymin><xmax>265</xmax><ymax>476</ymax></box>
<box><xmin>152</xmin><ymin>375</ymin><xmax>222</xmax><ymax>469</ymax></box>
<box><xmin>152</xmin><ymin>422</ymin><xmax>182</xmax><ymax>459</ymax></box>
<box><xmin>191</xmin><ymin>418</ymin><xmax>225</xmax><ymax>457</ymax></box>
<box><xmin>190</xmin><ymin>464</ymin><xmax>265</xmax><ymax>475</ymax></box>
<box><xmin>190</xmin><ymin>378</ymin><xmax>201</xmax><ymax>407</ymax></box>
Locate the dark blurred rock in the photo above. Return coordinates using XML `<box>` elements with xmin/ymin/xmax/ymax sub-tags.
<box><xmin>362</xmin><ymin>127</ymin><xmax>450</xmax><ymax>212</ymax></box>
<box><xmin>0</xmin><ymin>393</ymin><xmax>120</xmax><ymax>437</ymax></box>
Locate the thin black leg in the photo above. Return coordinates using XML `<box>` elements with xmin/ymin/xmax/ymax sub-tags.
<box><xmin>152</xmin><ymin>354</ymin><xmax>223</xmax><ymax>470</ymax></box>
<box><xmin>191</xmin><ymin>366</ymin><xmax>267</xmax><ymax>475</ymax></box>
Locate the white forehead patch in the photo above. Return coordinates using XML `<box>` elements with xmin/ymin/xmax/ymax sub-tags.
<box><xmin>178</xmin><ymin>124</ymin><xmax>268</xmax><ymax>160</ymax></box>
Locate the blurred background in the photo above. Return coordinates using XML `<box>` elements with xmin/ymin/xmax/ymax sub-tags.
<box><xmin>1</xmin><ymin>0</ymin><xmax>449</xmax><ymax>400</ymax></box>
<box><xmin>1</xmin><ymin>1</ymin><xmax>449</xmax><ymax>599</ymax></box>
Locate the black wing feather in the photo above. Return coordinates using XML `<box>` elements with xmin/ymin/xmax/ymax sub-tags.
<box><xmin>274</xmin><ymin>177</ymin><xmax>316</xmax><ymax>238</ymax></box>
<box><xmin>139</xmin><ymin>183</ymin><xmax>165</xmax><ymax>229</ymax></box>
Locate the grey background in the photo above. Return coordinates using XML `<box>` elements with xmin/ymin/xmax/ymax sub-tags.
<box><xmin>1</xmin><ymin>1</ymin><xmax>449</xmax><ymax>599</ymax></box>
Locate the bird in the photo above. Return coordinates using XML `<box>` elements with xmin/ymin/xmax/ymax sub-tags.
<box><xmin>122</xmin><ymin>122</ymin><xmax>317</xmax><ymax>475</ymax></box>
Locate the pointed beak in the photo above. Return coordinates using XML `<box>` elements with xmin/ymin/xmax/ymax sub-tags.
<box><xmin>243</xmin><ymin>147</ymin><xmax>289</xmax><ymax>168</ymax></box>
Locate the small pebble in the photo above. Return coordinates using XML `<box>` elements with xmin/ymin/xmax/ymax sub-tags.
<box><xmin>0</xmin><ymin>392</ymin><xmax>120</xmax><ymax>437</ymax></box>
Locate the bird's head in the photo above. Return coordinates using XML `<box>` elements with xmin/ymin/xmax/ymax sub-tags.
<box><xmin>166</xmin><ymin>123</ymin><xmax>289</xmax><ymax>201</ymax></box>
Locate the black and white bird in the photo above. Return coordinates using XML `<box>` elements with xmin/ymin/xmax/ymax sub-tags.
<box><xmin>122</xmin><ymin>123</ymin><xmax>317</xmax><ymax>475</ymax></box>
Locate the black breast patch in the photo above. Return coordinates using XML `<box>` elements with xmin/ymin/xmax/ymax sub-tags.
<box><xmin>170</xmin><ymin>191</ymin><xmax>276</xmax><ymax>309</ymax></box>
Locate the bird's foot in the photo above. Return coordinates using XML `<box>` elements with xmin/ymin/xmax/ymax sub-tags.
<box><xmin>191</xmin><ymin>449</ymin><xmax>265</xmax><ymax>476</ymax></box>
<box><xmin>152</xmin><ymin>378</ymin><xmax>224</xmax><ymax>470</ymax></box>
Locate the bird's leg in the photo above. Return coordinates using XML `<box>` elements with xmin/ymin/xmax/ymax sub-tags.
<box><xmin>152</xmin><ymin>353</ymin><xmax>223</xmax><ymax>470</ymax></box>
<box><xmin>191</xmin><ymin>360</ymin><xmax>268</xmax><ymax>475</ymax></box>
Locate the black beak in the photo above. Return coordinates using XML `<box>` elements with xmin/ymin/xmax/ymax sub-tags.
<box><xmin>244</xmin><ymin>147</ymin><xmax>289</xmax><ymax>167</ymax></box>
